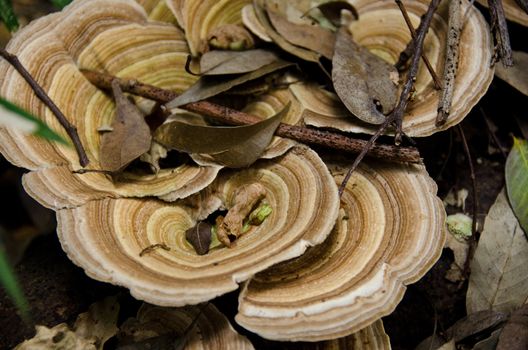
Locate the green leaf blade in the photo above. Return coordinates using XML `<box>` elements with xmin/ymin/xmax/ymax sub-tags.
<box><xmin>505</xmin><ymin>137</ymin><xmax>528</xmax><ymax>234</ymax></box>
<box><xmin>0</xmin><ymin>238</ymin><xmax>29</xmax><ymax>321</ymax></box>
<box><xmin>49</xmin><ymin>0</ymin><xmax>73</xmax><ymax>9</ymax></box>
<box><xmin>0</xmin><ymin>97</ymin><xmax>68</xmax><ymax>144</ymax></box>
<box><xmin>0</xmin><ymin>0</ymin><xmax>18</xmax><ymax>32</ymax></box>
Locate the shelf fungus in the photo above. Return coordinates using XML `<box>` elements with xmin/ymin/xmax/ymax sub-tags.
<box><xmin>57</xmin><ymin>147</ymin><xmax>339</xmax><ymax>306</ymax></box>
<box><xmin>287</xmin><ymin>0</ymin><xmax>493</xmax><ymax>137</ymax></box>
<box><xmin>0</xmin><ymin>0</ymin><xmax>222</xmax><ymax>208</ymax></box>
<box><xmin>166</xmin><ymin>0</ymin><xmax>253</xmax><ymax>56</ymax></box>
<box><xmin>236</xmin><ymin>160</ymin><xmax>446</xmax><ymax>341</ymax></box>
<box><xmin>119</xmin><ymin>303</ymin><xmax>254</xmax><ymax>349</ymax></box>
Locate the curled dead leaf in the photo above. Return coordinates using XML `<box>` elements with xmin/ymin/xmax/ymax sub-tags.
<box><xmin>332</xmin><ymin>27</ymin><xmax>398</xmax><ymax>124</ymax></box>
<box><xmin>185</xmin><ymin>221</ymin><xmax>213</xmax><ymax>255</ymax></box>
<box><xmin>217</xmin><ymin>183</ymin><xmax>266</xmax><ymax>247</ymax></box>
<box><xmin>155</xmin><ymin>103</ymin><xmax>288</xmax><ymax>168</ymax></box>
<box><xmin>200</xmin><ymin>49</ymin><xmax>281</xmax><ymax>75</ymax></box>
<box><xmin>166</xmin><ymin>60</ymin><xmax>293</xmax><ymax>108</ymax></box>
<box><xmin>99</xmin><ymin>80</ymin><xmax>152</xmax><ymax>173</ymax></box>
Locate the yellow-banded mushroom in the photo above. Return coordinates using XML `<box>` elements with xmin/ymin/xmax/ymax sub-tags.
<box><xmin>56</xmin><ymin>147</ymin><xmax>339</xmax><ymax>306</ymax></box>
<box><xmin>119</xmin><ymin>303</ymin><xmax>254</xmax><ymax>349</ymax></box>
<box><xmin>288</xmin><ymin>0</ymin><xmax>493</xmax><ymax>136</ymax></box>
<box><xmin>236</xmin><ymin>160</ymin><xmax>446</xmax><ymax>341</ymax></box>
<box><xmin>285</xmin><ymin>320</ymin><xmax>390</xmax><ymax>350</ymax></box>
<box><xmin>0</xmin><ymin>0</ymin><xmax>221</xmax><ymax>205</ymax></box>
<box><xmin>165</xmin><ymin>0</ymin><xmax>252</xmax><ymax>56</ymax></box>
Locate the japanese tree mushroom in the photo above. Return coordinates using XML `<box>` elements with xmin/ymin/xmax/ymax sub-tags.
<box><xmin>0</xmin><ymin>0</ymin><xmax>222</xmax><ymax>206</ymax></box>
<box><xmin>166</xmin><ymin>0</ymin><xmax>253</xmax><ymax>56</ymax></box>
<box><xmin>236</xmin><ymin>160</ymin><xmax>446</xmax><ymax>341</ymax></box>
<box><xmin>57</xmin><ymin>147</ymin><xmax>339</xmax><ymax>306</ymax></box>
<box><xmin>276</xmin><ymin>0</ymin><xmax>492</xmax><ymax>136</ymax></box>
<box><xmin>119</xmin><ymin>303</ymin><xmax>254</xmax><ymax>349</ymax></box>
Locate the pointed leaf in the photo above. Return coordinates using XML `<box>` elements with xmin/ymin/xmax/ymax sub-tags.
<box><xmin>0</xmin><ymin>97</ymin><xmax>67</xmax><ymax>144</ymax></box>
<box><xmin>200</xmin><ymin>49</ymin><xmax>281</xmax><ymax>75</ymax></box>
<box><xmin>185</xmin><ymin>222</ymin><xmax>213</xmax><ymax>255</ymax></box>
<box><xmin>166</xmin><ymin>60</ymin><xmax>293</xmax><ymax>108</ymax></box>
<box><xmin>155</xmin><ymin>103</ymin><xmax>288</xmax><ymax>168</ymax></box>
<box><xmin>505</xmin><ymin>137</ymin><xmax>528</xmax><ymax>234</ymax></box>
<box><xmin>466</xmin><ymin>189</ymin><xmax>528</xmax><ymax>314</ymax></box>
<box><xmin>0</xmin><ymin>230</ymin><xmax>29</xmax><ymax>320</ymax></box>
<box><xmin>266</xmin><ymin>9</ymin><xmax>335</xmax><ymax>59</ymax></box>
<box><xmin>332</xmin><ymin>27</ymin><xmax>398</xmax><ymax>124</ymax></box>
<box><xmin>0</xmin><ymin>0</ymin><xmax>18</xmax><ymax>32</ymax></box>
<box><xmin>495</xmin><ymin>50</ymin><xmax>528</xmax><ymax>96</ymax></box>
<box><xmin>252</xmin><ymin>0</ymin><xmax>321</xmax><ymax>63</ymax></box>
<box><xmin>99</xmin><ymin>80</ymin><xmax>152</xmax><ymax>172</ymax></box>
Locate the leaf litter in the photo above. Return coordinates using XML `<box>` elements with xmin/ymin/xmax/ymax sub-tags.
<box><xmin>332</xmin><ymin>27</ymin><xmax>399</xmax><ymax>124</ymax></box>
<box><xmin>155</xmin><ymin>103</ymin><xmax>288</xmax><ymax>168</ymax></box>
<box><xmin>99</xmin><ymin>80</ymin><xmax>152</xmax><ymax>173</ymax></box>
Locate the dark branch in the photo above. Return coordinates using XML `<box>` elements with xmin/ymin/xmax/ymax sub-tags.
<box><xmin>81</xmin><ymin>69</ymin><xmax>421</xmax><ymax>165</ymax></box>
<box><xmin>338</xmin><ymin>0</ymin><xmax>441</xmax><ymax>195</ymax></box>
<box><xmin>0</xmin><ymin>49</ymin><xmax>89</xmax><ymax>167</ymax></box>
<box><xmin>488</xmin><ymin>0</ymin><xmax>514</xmax><ymax>66</ymax></box>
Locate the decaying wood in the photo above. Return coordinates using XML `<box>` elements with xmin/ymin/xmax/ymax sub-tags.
<box><xmin>81</xmin><ymin>69</ymin><xmax>421</xmax><ymax>164</ymax></box>
<box><xmin>488</xmin><ymin>0</ymin><xmax>514</xmax><ymax>66</ymax></box>
<box><xmin>437</xmin><ymin>0</ymin><xmax>463</xmax><ymax>126</ymax></box>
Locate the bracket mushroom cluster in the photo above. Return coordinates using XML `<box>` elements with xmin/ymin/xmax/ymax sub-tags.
<box><xmin>0</xmin><ymin>0</ymin><xmax>448</xmax><ymax>345</ymax></box>
<box><xmin>242</xmin><ymin>0</ymin><xmax>493</xmax><ymax>136</ymax></box>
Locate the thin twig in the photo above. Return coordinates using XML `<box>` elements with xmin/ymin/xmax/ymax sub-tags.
<box><xmin>457</xmin><ymin>124</ymin><xmax>478</xmax><ymax>277</ymax></box>
<box><xmin>81</xmin><ymin>69</ymin><xmax>421</xmax><ymax>164</ymax></box>
<box><xmin>0</xmin><ymin>48</ymin><xmax>89</xmax><ymax>167</ymax></box>
<box><xmin>395</xmin><ymin>15</ymin><xmax>426</xmax><ymax>71</ymax></box>
<box><xmin>395</xmin><ymin>0</ymin><xmax>442</xmax><ymax>89</ymax></box>
<box><xmin>488</xmin><ymin>0</ymin><xmax>513</xmax><ymax>66</ymax></box>
<box><xmin>338</xmin><ymin>0</ymin><xmax>441</xmax><ymax>195</ymax></box>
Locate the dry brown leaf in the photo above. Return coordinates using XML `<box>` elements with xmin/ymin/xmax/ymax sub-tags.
<box><xmin>99</xmin><ymin>80</ymin><xmax>152</xmax><ymax>172</ymax></box>
<box><xmin>497</xmin><ymin>304</ymin><xmax>528</xmax><ymax>350</ymax></box>
<box><xmin>252</xmin><ymin>0</ymin><xmax>321</xmax><ymax>63</ymax></box>
<box><xmin>166</xmin><ymin>60</ymin><xmax>293</xmax><ymax>108</ymax></box>
<box><xmin>139</xmin><ymin>141</ymin><xmax>168</xmax><ymax>174</ymax></box>
<box><xmin>155</xmin><ymin>103</ymin><xmax>288</xmax><ymax>168</ymax></box>
<box><xmin>200</xmin><ymin>49</ymin><xmax>281</xmax><ymax>75</ymax></box>
<box><xmin>14</xmin><ymin>296</ymin><xmax>119</xmax><ymax>350</ymax></box>
<box><xmin>332</xmin><ymin>27</ymin><xmax>398</xmax><ymax>124</ymax></box>
<box><xmin>266</xmin><ymin>9</ymin><xmax>335</xmax><ymax>59</ymax></box>
<box><xmin>185</xmin><ymin>222</ymin><xmax>213</xmax><ymax>255</ymax></box>
<box><xmin>466</xmin><ymin>189</ymin><xmax>528</xmax><ymax>314</ymax></box>
<box><xmin>216</xmin><ymin>183</ymin><xmax>266</xmax><ymax>246</ymax></box>
<box><xmin>495</xmin><ymin>50</ymin><xmax>528</xmax><ymax>96</ymax></box>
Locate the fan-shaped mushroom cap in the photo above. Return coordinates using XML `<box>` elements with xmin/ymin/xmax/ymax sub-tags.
<box><xmin>290</xmin><ymin>0</ymin><xmax>493</xmax><ymax>137</ymax></box>
<box><xmin>0</xmin><ymin>0</ymin><xmax>221</xmax><ymax>205</ymax></box>
<box><xmin>477</xmin><ymin>0</ymin><xmax>528</xmax><ymax>27</ymax></box>
<box><xmin>137</xmin><ymin>0</ymin><xmax>179</xmax><ymax>23</ymax></box>
<box><xmin>120</xmin><ymin>303</ymin><xmax>254</xmax><ymax>349</ymax></box>
<box><xmin>56</xmin><ymin>147</ymin><xmax>339</xmax><ymax>306</ymax></box>
<box><xmin>166</xmin><ymin>0</ymin><xmax>252</xmax><ymax>56</ymax></box>
<box><xmin>236</xmin><ymin>160</ymin><xmax>446</xmax><ymax>341</ymax></box>
<box><xmin>285</xmin><ymin>320</ymin><xmax>390</xmax><ymax>349</ymax></box>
